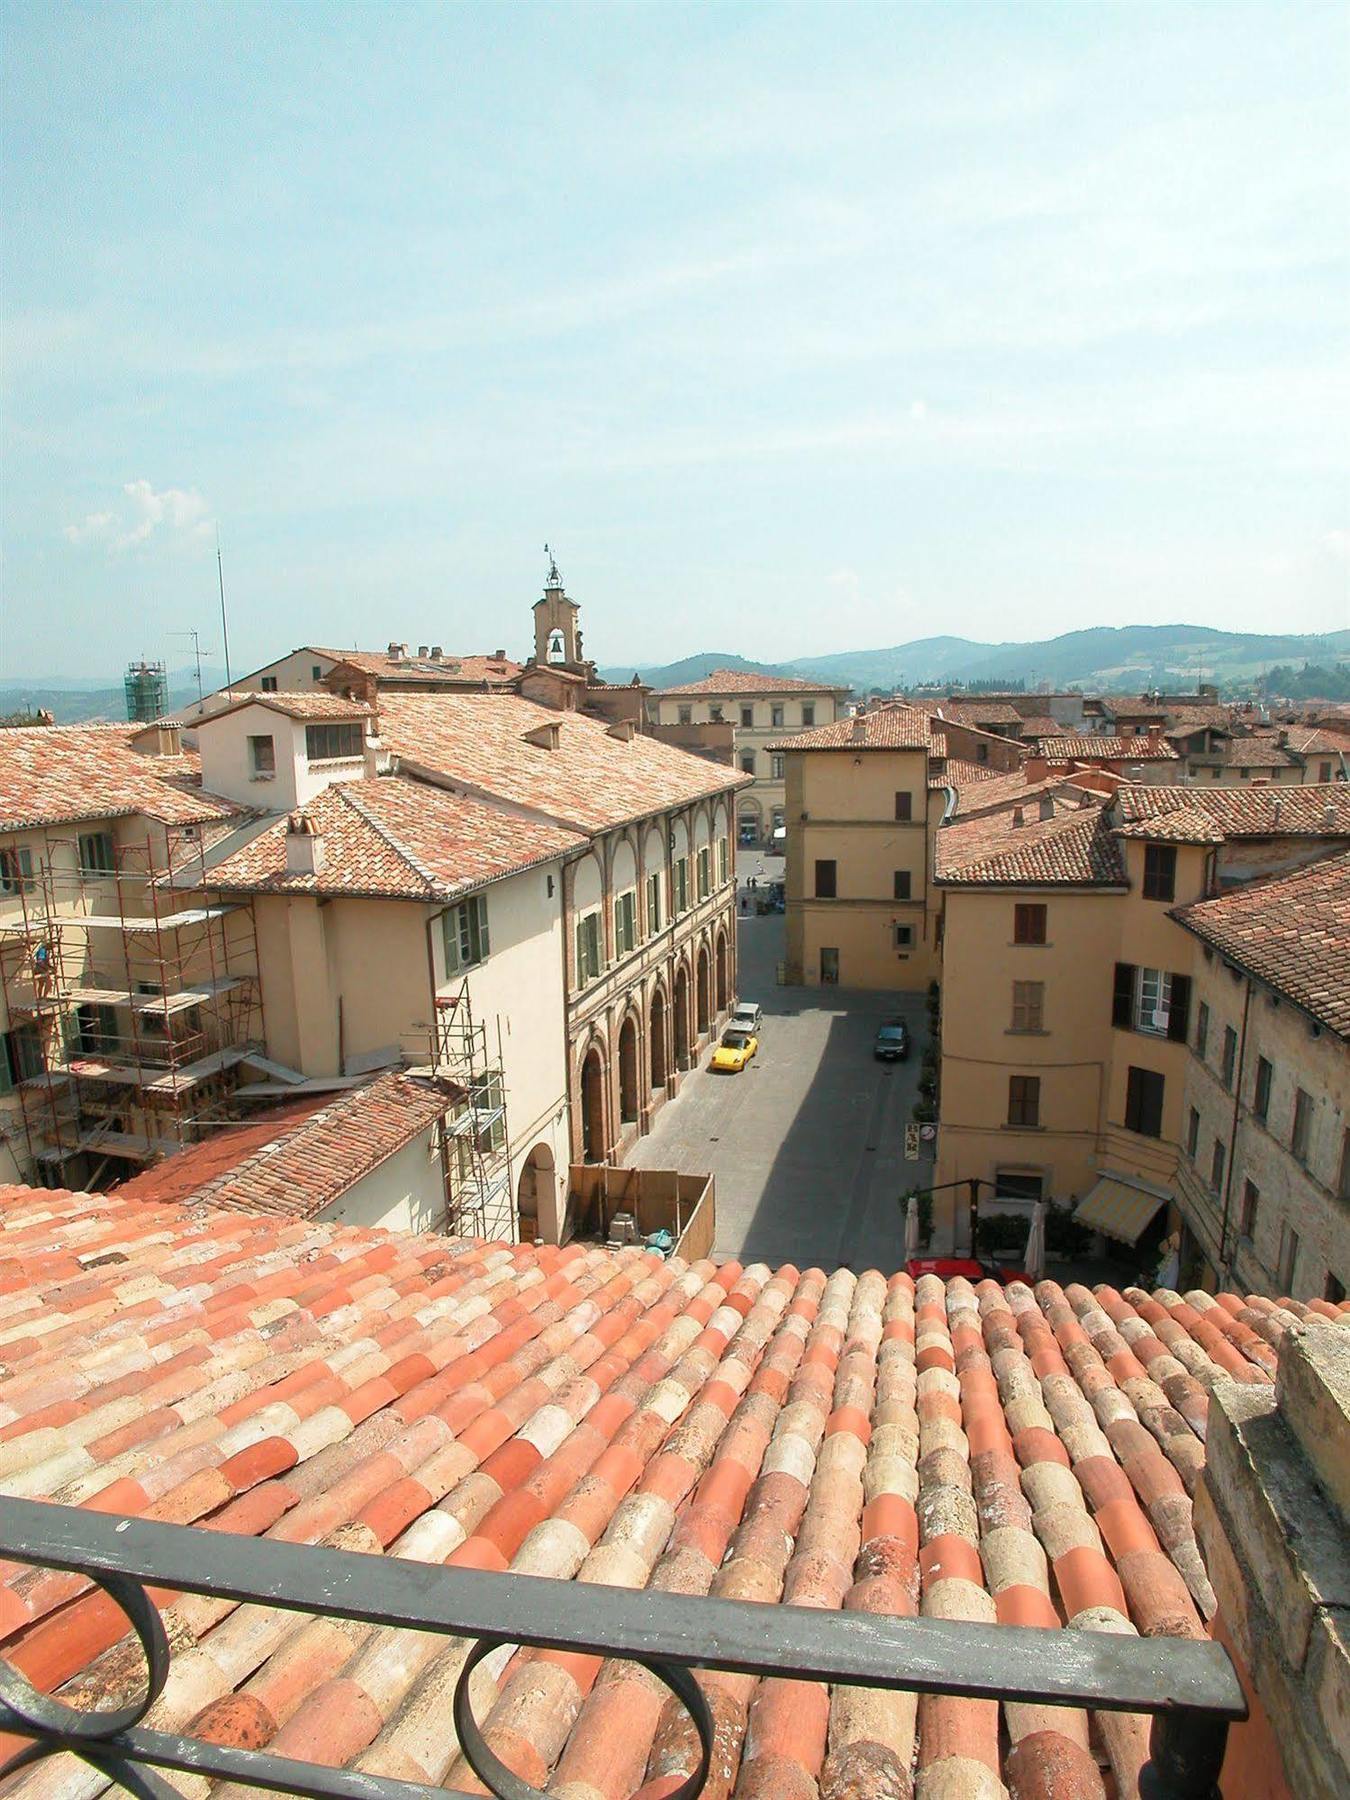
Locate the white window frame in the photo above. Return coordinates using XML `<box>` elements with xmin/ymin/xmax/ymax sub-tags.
<box><xmin>1133</xmin><ymin>967</ymin><xmax>1173</xmax><ymax>1036</ymax></box>
<box><xmin>444</xmin><ymin>893</ymin><xmax>490</xmax><ymax>976</ymax></box>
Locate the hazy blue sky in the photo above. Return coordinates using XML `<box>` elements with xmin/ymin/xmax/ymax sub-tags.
<box><xmin>3</xmin><ymin>1</ymin><xmax>1347</xmax><ymax>681</ymax></box>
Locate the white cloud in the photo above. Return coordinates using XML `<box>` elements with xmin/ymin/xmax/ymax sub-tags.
<box><xmin>1323</xmin><ymin>529</ymin><xmax>1350</xmax><ymax>563</ymax></box>
<box><xmin>63</xmin><ymin>480</ymin><xmax>213</xmax><ymax>554</ymax></box>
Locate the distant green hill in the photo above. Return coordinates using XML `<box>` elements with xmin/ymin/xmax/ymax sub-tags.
<box><xmin>598</xmin><ymin>650</ymin><xmax>789</xmax><ymax>688</ymax></box>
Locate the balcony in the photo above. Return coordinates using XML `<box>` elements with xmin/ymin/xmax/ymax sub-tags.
<box><xmin>0</xmin><ymin>1498</ymin><xmax>1243</xmax><ymax>1800</ymax></box>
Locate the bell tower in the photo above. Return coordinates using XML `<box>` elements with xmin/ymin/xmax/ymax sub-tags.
<box><xmin>532</xmin><ymin>548</ymin><xmax>583</xmax><ymax>670</ymax></box>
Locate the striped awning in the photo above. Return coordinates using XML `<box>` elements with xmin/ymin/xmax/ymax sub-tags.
<box><xmin>1074</xmin><ymin>1175</ymin><xmax>1172</xmax><ymax>1246</ymax></box>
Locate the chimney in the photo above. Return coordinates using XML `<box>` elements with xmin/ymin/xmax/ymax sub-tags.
<box><xmin>1324</xmin><ymin>803</ymin><xmax>1336</xmax><ymax>828</ymax></box>
<box><xmin>284</xmin><ymin>811</ymin><xmax>324</xmax><ymax>877</ymax></box>
<box><xmin>494</xmin><ymin>649</ymin><xmax>505</xmax><ymax>660</ymax></box>
<box><xmin>852</xmin><ymin>715</ymin><xmax>866</xmax><ymax>741</ymax></box>
<box><xmin>431</xmin><ymin>645</ymin><xmax>443</xmax><ymax>659</ymax></box>
<box><xmin>1039</xmin><ymin>795</ymin><xmax>1055</xmax><ymax>820</ymax></box>
<box><xmin>418</xmin><ymin>645</ymin><xmax>429</xmax><ymax>659</ymax></box>
<box><xmin>1025</xmin><ymin>755</ymin><xmax>1049</xmax><ymax>782</ymax></box>
<box><xmin>1012</xmin><ymin>806</ymin><xmax>1025</xmax><ymax>827</ymax></box>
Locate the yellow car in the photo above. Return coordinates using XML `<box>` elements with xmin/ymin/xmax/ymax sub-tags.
<box><xmin>711</xmin><ymin>1027</ymin><xmax>758</xmax><ymax>1072</ymax></box>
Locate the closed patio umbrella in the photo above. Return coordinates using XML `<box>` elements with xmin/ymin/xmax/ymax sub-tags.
<box><xmin>905</xmin><ymin>1195</ymin><xmax>920</xmax><ymax>1263</ymax></box>
<box><xmin>1024</xmin><ymin>1200</ymin><xmax>1047</xmax><ymax>1284</ymax></box>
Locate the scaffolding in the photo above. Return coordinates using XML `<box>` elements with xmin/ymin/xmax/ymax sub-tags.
<box><xmin>0</xmin><ymin>827</ymin><xmax>261</xmax><ymax>1189</ymax></box>
<box><xmin>125</xmin><ymin>660</ymin><xmax>169</xmax><ymax>723</ymax></box>
<box><xmin>429</xmin><ymin>981</ymin><xmax>514</xmax><ymax>1241</ymax></box>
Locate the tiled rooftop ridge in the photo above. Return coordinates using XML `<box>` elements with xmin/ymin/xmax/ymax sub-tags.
<box><xmin>0</xmin><ymin>1184</ymin><xmax>1346</xmax><ymax>1799</ymax></box>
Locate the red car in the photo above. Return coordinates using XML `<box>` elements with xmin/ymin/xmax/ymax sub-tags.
<box><xmin>905</xmin><ymin>1256</ymin><xmax>1031</xmax><ymax>1286</ymax></box>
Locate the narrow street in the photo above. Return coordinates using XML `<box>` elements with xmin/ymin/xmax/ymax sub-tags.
<box><xmin>628</xmin><ymin>854</ymin><xmax>934</xmax><ymax>1269</ymax></box>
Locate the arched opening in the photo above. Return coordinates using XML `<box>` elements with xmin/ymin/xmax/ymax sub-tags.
<box><xmin>715</xmin><ymin>932</ymin><xmax>729</xmax><ymax>1013</ymax></box>
<box><xmin>618</xmin><ymin>1015</ymin><xmax>639</xmax><ymax>1125</ymax></box>
<box><xmin>674</xmin><ymin>964</ymin><xmax>691</xmax><ymax>1071</ymax></box>
<box><xmin>696</xmin><ymin>945</ymin><xmax>710</xmax><ymax>1037</ymax></box>
<box><xmin>516</xmin><ymin>1142</ymin><xmax>556</xmax><ymax>1240</ymax></box>
<box><xmin>650</xmin><ymin>986</ymin><xmax>668</xmax><ymax>1091</ymax></box>
<box><xmin>581</xmin><ymin>1047</ymin><xmax>606</xmax><ymax>1162</ymax></box>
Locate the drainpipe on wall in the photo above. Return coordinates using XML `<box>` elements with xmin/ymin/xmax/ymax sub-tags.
<box><xmin>1217</xmin><ymin>974</ymin><xmax>1253</xmax><ymax>1280</ymax></box>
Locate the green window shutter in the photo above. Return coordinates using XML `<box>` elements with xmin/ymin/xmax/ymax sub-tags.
<box><xmin>477</xmin><ymin>893</ymin><xmax>490</xmax><ymax>958</ymax></box>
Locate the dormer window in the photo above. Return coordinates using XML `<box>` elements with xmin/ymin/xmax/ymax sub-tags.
<box><xmin>305</xmin><ymin>722</ymin><xmax>364</xmax><ymax>761</ymax></box>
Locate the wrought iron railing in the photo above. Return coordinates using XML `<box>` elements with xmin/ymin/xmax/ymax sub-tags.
<box><xmin>0</xmin><ymin>1498</ymin><xmax>1245</xmax><ymax>1800</ymax></box>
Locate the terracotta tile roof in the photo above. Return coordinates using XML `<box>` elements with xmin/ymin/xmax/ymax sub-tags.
<box><xmin>109</xmin><ymin>1097</ymin><xmax>334</xmax><ymax>1201</ymax></box>
<box><xmin>937</xmin><ymin>796</ymin><xmax>1128</xmax><ymax>886</ymax></box>
<box><xmin>1012</xmin><ymin>713</ymin><xmax>1067</xmax><ymax>738</ymax></box>
<box><xmin>375</xmin><ymin>692</ymin><xmax>746</xmax><ymax>833</ymax></box>
<box><xmin>201</xmin><ymin>775</ymin><xmax>585</xmax><ymax>900</ymax></box>
<box><xmin>1</xmin><ymin>1183</ymin><xmax>1344</xmax><ymax>1798</ymax></box>
<box><xmin>772</xmin><ymin>702</ymin><xmax>935</xmax><ymax>752</ymax></box>
<box><xmin>321</xmin><ymin>649</ymin><xmax>523</xmax><ymax>687</ymax></box>
<box><xmin>1172</xmin><ymin>850</ymin><xmax>1350</xmax><ymax>1037</ymax></box>
<box><xmin>207</xmin><ymin>691</ymin><xmax>373</xmax><ymax>723</ymax></box>
<box><xmin>1113</xmin><ymin>784</ymin><xmax>1350</xmax><ymax>841</ymax></box>
<box><xmin>1038</xmin><ymin>734</ymin><xmax>1181</xmax><ymax>763</ymax></box>
<box><xmin>0</xmin><ymin>725</ymin><xmax>240</xmax><ymax>833</ymax></box>
<box><xmin>937</xmin><ymin>767</ymin><xmax>1081</xmax><ymax>818</ymax></box>
<box><xmin>1199</xmin><ymin>737</ymin><xmax>1297</xmax><ymax>768</ymax></box>
<box><xmin>654</xmin><ymin>667</ymin><xmax>848</xmax><ymax>696</ymax></box>
<box><xmin>927</xmin><ymin>757</ymin><xmax>1007</xmax><ymax>794</ymax></box>
<box><xmin>108</xmin><ymin>1072</ymin><xmax>459</xmax><ymax>1217</ymax></box>
<box><xmin>933</xmin><ymin>698</ymin><xmax>1026</xmax><ymax>726</ymax></box>
<box><xmin>1114</xmin><ymin>805</ymin><xmax>1228</xmax><ymax>846</ymax></box>
<box><xmin>1282</xmin><ymin>725</ymin><xmax>1350</xmax><ymax>757</ymax></box>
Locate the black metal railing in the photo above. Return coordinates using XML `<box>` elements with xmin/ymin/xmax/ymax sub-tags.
<box><xmin>0</xmin><ymin>1498</ymin><xmax>1245</xmax><ymax>1800</ymax></box>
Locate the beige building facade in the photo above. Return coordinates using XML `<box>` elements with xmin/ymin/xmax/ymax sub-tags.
<box><xmin>651</xmin><ymin>670</ymin><xmax>850</xmax><ymax>848</ymax></box>
<box><xmin>1170</xmin><ymin>854</ymin><xmax>1349</xmax><ymax>1304</ymax></box>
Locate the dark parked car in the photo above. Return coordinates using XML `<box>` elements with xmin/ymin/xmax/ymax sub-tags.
<box><xmin>873</xmin><ymin>1020</ymin><xmax>910</xmax><ymax>1062</ymax></box>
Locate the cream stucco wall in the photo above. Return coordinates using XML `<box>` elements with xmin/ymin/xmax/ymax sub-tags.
<box><xmin>197</xmin><ymin>703</ymin><xmax>368</xmax><ymax>812</ymax></box>
<box><xmin>187</xmin><ymin>650</ymin><xmax>340</xmax><ymax>722</ymax></box>
<box><xmin>316</xmin><ymin>1129</ymin><xmax>449</xmax><ymax>1234</ymax></box>
<box><xmin>784</xmin><ymin>747</ymin><xmax>937</xmax><ymax>990</ymax></box>
<box><xmin>246</xmin><ymin>861</ymin><xmax>572</xmax><ymax>1242</ymax></box>
<box><xmin>1174</xmin><ymin>955</ymin><xmax>1348</xmax><ymax>1302</ymax></box>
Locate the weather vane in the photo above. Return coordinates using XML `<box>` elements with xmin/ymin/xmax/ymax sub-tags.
<box><xmin>544</xmin><ymin>542</ymin><xmax>561</xmax><ymax>584</ymax></box>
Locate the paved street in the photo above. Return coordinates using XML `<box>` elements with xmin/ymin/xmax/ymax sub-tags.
<box><xmin>630</xmin><ymin>853</ymin><xmax>934</xmax><ymax>1270</ymax></box>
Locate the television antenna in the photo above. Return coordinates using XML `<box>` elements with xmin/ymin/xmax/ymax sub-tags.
<box><xmin>169</xmin><ymin>629</ymin><xmax>214</xmax><ymax>707</ymax></box>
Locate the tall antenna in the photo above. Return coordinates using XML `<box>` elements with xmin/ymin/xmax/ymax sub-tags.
<box><xmin>216</xmin><ymin>528</ymin><xmax>234</xmax><ymax>690</ymax></box>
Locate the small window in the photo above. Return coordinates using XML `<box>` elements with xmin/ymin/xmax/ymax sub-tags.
<box><xmin>1239</xmin><ymin>1180</ymin><xmax>1259</xmax><ymax>1239</ymax></box>
<box><xmin>646</xmin><ymin>871</ymin><xmax>663</xmax><ymax>935</ymax></box>
<box><xmin>740</xmin><ymin>753</ymin><xmax>756</xmax><ymax>776</ymax></box>
<box><xmin>444</xmin><ymin>893</ymin><xmax>490</xmax><ymax>975</ymax></box>
<box><xmin>801</xmin><ymin>703</ymin><xmax>815</xmax><ymax>727</ymax></box>
<box><xmin>1143</xmin><ymin>843</ymin><xmax>1177</xmax><ymax>902</ymax></box>
<box><xmin>709</xmin><ymin>705</ymin><xmax>724</xmax><ymax>723</ymax></box>
<box><xmin>995</xmin><ymin>1171</ymin><xmax>1044</xmax><ymax>1202</ymax></box>
<box><xmin>1291</xmin><ymin>1087</ymin><xmax>1313</xmax><ymax>1164</ymax></box>
<box><xmin>1134</xmin><ymin>967</ymin><xmax>1173</xmax><ymax>1036</ymax></box>
<box><xmin>1221</xmin><ymin>1026</ymin><xmax>1237</xmax><ymax>1090</ymax></box>
<box><xmin>1277</xmin><ymin>1222</ymin><xmax>1300</xmax><ymax>1294</ymax></box>
<box><xmin>894</xmin><ymin>924</ymin><xmax>914</xmax><ymax>949</ymax></box>
<box><xmin>0</xmin><ymin>845</ymin><xmax>35</xmax><ymax>895</ymax></box>
<box><xmin>740</xmin><ymin>705</ymin><xmax>754</xmax><ymax>729</ymax></box>
<box><xmin>770</xmin><ymin>754</ymin><xmax>784</xmax><ymax>780</ymax></box>
<box><xmin>1209</xmin><ymin>1139</ymin><xmax>1226</xmax><ymax>1194</ymax></box>
<box><xmin>3</xmin><ymin>1023</ymin><xmax>44</xmax><ymax>1086</ymax></box>
<box><xmin>312</xmin><ymin>665</ymin><xmax>323</xmax><ymax>682</ymax></box>
<box><xmin>305</xmin><ymin>721</ymin><xmax>364</xmax><ymax>761</ymax></box>
<box><xmin>1195</xmin><ymin>1001</ymin><xmax>1210</xmax><ymax>1059</ymax></box>
<box><xmin>697</xmin><ymin>846</ymin><xmax>711</xmax><ymax>901</ymax></box>
<box><xmin>1011</xmin><ymin>980</ymin><xmax>1044</xmax><ymax>1032</ymax></box>
<box><xmin>1186</xmin><ymin>1107</ymin><xmax>1200</xmax><ymax>1159</ymax></box>
<box><xmin>771</xmin><ymin>704</ymin><xmax>785</xmax><ymax>729</ymax></box>
<box><xmin>248</xmin><ymin>734</ymin><xmax>276</xmax><ymax>777</ymax></box>
<box><xmin>260</xmin><ymin>674</ymin><xmax>279</xmax><ymax>692</ymax></box>
<box><xmin>1014</xmin><ymin>903</ymin><xmax>1047</xmax><ymax>945</ymax></box>
<box><xmin>678</xmin><ymin>706</ymin><xmax>692</xmax><ymax>725</ymax></box>
<box><xmin>78</xmin><ymin>831</ymin><xmax>116</xmax><ymax>876</ymax></box>
<box><xmin>1008</xmin><ymin>1075</ymin><xmax>1041</xmax><ymax>1128</ymax></box>
<box><xmin>76</xmin><ymin>1003</ymin><xmax>117</xmax><ymax>1056</ymax></box>
<box><xmin>1124</xmin><ymin>1065</ymin><xmax>1165</xmax><ymax>1138</ymax></box>
<box><xmin>574</xmin><ymin>910</ymin><xmax>602</xmax><ymax>985</ymax></box>
<box><xmin>893</xmin><ymin>870</ymin><xmax>911</xmax><ymax>901</ymax></box>
<box><xmin>976</xmin><ymin>742</ymin><xmax>989</xmax><ymax>764</ymax></box>
<box><xmin>894</xmin><ymin>791</ymin><xmax>913</xmax><ymax>821</ymax></box>
<box><xmin>1253</xmin><ymin>1056</ymin><xmax>1272</xmax><ymax>1122</ymax></box>
<box><xmin>615</xmin><ymin>890</ymin><xmax>637</xmax><ymax>956</ymax></box>
<box><xmin>814</xmin><ymin>859</ymin><xmax>837</xmax><ymax>899</ymax></box>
